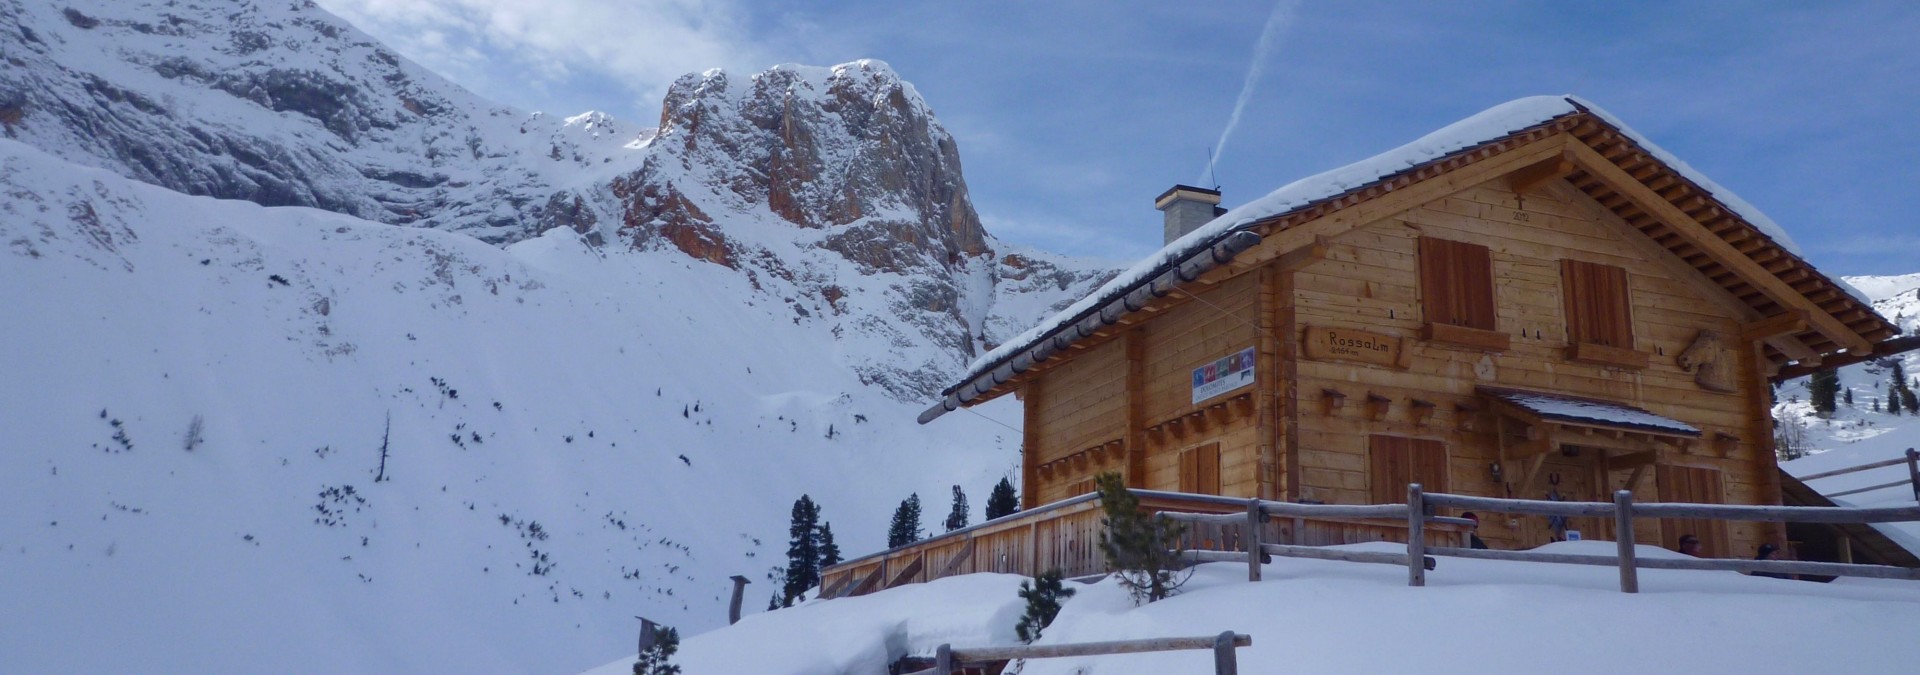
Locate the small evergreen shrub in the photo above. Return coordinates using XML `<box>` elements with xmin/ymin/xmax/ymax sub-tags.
<box><xmin>1014</xmin><ymin>569</ymin><xmax>1076</xmax><ymax>643</ymax></box>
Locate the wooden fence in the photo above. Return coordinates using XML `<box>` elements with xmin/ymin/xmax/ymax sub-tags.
<box><xmin>1795</xmin><ymin>448</ymin><xmax>1920</xmax><ymax>501</ymax></box>
<box><xmin>907</xmin><ymin>632</ymin><xmax>1252</xmax><ymax>675</ymax></box>
<box><xmin>1165</xmin><ymin>477</ymin><xmax>1920</xmax><ymax>593</ymax></box>
<box><xmin>818</xmin><ymin>489</ymin><xmax>1461</xmax><ymax>600</ymax></box>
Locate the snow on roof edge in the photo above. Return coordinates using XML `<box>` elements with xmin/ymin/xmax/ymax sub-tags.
<box><xmin>1565</xmin><ymin>96</ymin><xmax>1876</xmax><ymax>308</ymax></box>
<box><xmin>949</xmin><ymin>94</ymin><xmax>1886</xmax><ymax>399</ymax></box>
<box><xmin>950</xmin><ymin>96</ymin><xmax>1584</xmax><ymax>390</ymax></box>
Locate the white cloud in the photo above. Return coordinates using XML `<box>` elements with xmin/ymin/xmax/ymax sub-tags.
<box><xmin>316</xmin><ymin>0</ymin><xmax>829</xmax><ymax>113</ymax></box>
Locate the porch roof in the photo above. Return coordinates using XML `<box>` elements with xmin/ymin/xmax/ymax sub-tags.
<box><xmin>1478</xmin><ymin>386</ymin><xmax>1700</xmax><ymax>438</ymax></box>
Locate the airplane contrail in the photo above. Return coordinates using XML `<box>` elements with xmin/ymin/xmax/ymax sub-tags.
<box><xmin>1198</xmin><ymin>0</ymin><xmax>1300</xmax><ymax>187</ymax></box>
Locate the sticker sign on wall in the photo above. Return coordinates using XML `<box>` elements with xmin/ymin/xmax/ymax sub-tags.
<box><xmin>1191</xmin><ymin>346</ymin><xmax>1256</xmax><ymax>405</ymax></box>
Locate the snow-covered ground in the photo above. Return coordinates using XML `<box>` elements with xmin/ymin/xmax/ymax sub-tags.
<box><xmin>583</xmin><ymin>543</ymin><xmax>1920</xmax><ymax>674</ymax></box>
<box><xmin>0</xmin><ymin>137</ymin><xmax>1031</xmax><ymax>674</ymax></box>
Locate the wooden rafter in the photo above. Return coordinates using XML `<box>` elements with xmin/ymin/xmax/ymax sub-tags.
<box><xmin>1564</xmin><ymin>139</ymin><xmax>1872</xmax><ymax>353</ymax></box>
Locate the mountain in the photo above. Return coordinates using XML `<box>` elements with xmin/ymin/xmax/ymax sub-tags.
<box><xmin>0</xmin><ymin>1</ymin><xmax>1119</xmax><ymax>673</ymax></box>
<box><xmin>0</xmin><ymin>0</ymin><xmax>1113</xmax><ymax>400</ymax></box>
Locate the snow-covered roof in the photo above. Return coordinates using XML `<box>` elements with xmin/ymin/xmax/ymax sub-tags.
<box><xmin>1481</xmin><ymin>387</ymin><xmax>1701</xmax><ymax>436</ymax></box>
<box><xmin>925</xmin><ymin>95</ymin><xmax>1893</xmax><ymax>423</ymax></box>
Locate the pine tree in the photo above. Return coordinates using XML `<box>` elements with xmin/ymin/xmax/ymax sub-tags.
<box><xmin>1903</xmin><ymin>387</ymin><xmax>1919</xmax><ymax>416</ymax></box>
<box><xmin>986</xmin><ymin>477</ymin><xmax>1020</xmax><ymax>521</ymax></box>
<box><xmin>1891</xmin><ymin>382</ymin><xmax>1906</xmax><ymax>416</ymax></box>
<box><xmin>817</xmin><ymin>522</ymin><xmax>841</xmax><ymax>568</ymax></box>
<box><xmin>783</xmin><ymin>495</ymin><xmax>821</xmax><ymax>606</ymax></box>
<box><xmin>1014</xmin><ymin>569</ymin><xmax>1077</xmax><ymax>644</ymax></box>
<box><xmin>1809</xmin><ymin>369</ymin><xmax>1839</xmax><ymax>417</ymax></box>
<box><xmin>1845</xmin><ymin>387</ymin><xmax>1855</xmax><ymax>407</ymax></box>
<box><xmin>945</xmin><ymin>485</ymin><xmax>970</xmax><ymax>532</ymax></box>
<box><xmin>1095</xmin><ymin>472</ymin><xmax>1189</xmax><ymax>604</ymax></box>
<box><xmin>632</xmin><ymin>625</ymin><xmax>681</xmax><ymax>675</ymax></box>
<box><xmin>767</xmin><ymin>594</ymin><xmax>781</xmax><ymax>612</ymax></box>
<box><xmin>887</xmin><ymin>493</ymin><xmax>922</xmax><ymax>548</ymax></box>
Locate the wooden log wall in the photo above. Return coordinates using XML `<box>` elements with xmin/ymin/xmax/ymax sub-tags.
<box><xmin>1290</xmin><ymin>177</ymin><xmax>1770</xmax><ymax>556</ymax></box>
<box><xmin>1026</xmin><ymin>274</ymin><xmax>1263</xmax><ymax>504</ymax></box>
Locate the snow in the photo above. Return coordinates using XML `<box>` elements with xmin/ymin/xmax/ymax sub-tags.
<box><xmin>581</xmin><ymin>542</ymin><xmax>1920</xmax><ymax>674</ymax></box>
<box><xmin>1484</xmin><ymin>388</ymin><xmax>1701</xmax><ymax>436</ymax></box>
<box><xmin>955</xmin><ymin>94</ymin><xmax>1880</xmax><ymax>393</ymax></box>
<box><xmin>1775</xmin><ymin>274</ymin><xmax>1920</xmax><ymax>555</ymax></box>
<box><xmin>0</xmin><ymin>137</ymin><xmax>1057</xmax><ymax>674</ymax></box>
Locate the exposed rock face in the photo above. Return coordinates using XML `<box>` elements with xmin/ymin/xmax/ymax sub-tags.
<box><xmin>0</xmin><ymin>0</ymin><xmax>632</xmax><ymax>243</ymax></box>
<box><xmin>628</xmin><ymin>62</ymin><xmax>986</xmax><ymax>273</ymax></box>
<box><xmin>0</xmin><ymin>1</ymin><xmax>1115</xmax><ymax>401</ymax></box>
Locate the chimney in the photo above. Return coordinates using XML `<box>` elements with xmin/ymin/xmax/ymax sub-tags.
<box><xmin>1155</xmin><ymin>185</ymin><xmax>1223</xmax><ymax>244</ymax></box>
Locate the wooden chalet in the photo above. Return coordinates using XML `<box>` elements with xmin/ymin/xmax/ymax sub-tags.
<box><xmin>822</xmin><ymin>96</ymin><xmax>1909</xmax><ymax>597</ymax></box>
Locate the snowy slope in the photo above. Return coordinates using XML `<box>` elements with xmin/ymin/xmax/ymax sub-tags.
<box><xmin>1776</xmin><ymin>273</ymin><xmax>1920</xmax><ymax>550</ymax></box>
<box><xmin>0</xmin><ymin>138</ymin><xmax>1047</xmax><ymax>674</ymax></box>
<box><xmin>0</xmin><ymin>1</ymin><xmax>1117</xmax><ymax>404</ymax></box>
<box><xmin>1773</xmin><ymin>272</ymin><xmax>1920</xmax><ymax>459</ymax></box>
<box><xmin>582</xmin><ymin>544</ymin><xmax>1920</xmax><ymax>675</ymax></box>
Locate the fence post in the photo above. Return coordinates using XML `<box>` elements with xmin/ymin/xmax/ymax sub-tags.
<box><xmin>1213</xmin><ymin>630</ymin><xmax>1239</xmax><ymax>675</ymax></box>
<box><xmin>1906</xmin><ymin>448</ymin><xmax>1919</xmax><ymax>503</ymax></box>
<box><xmin>1406</xmin><ymin>483</ymin><xmax>1426</xmax><ymax>587</ymax></box>
<box><xmin>728</xmin><ymin>575</ymin><xmax>750</xmax><ymax>624</ymax></box>
<box><xmin>1613</xmin><ymin>490</ymin><xmax>1638</xmax><ymax>594</ymax></box>
<box><xmin>936</xmin><ymin>643</ymin><xmax>952</xmax><ymax>674</ymax></box>
<box><xmin>1246</xmin><ymin>498</ymin><xmax>1263</xmax><ymax>582</ymax></box>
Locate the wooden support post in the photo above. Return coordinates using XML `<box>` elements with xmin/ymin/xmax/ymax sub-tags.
<box><xmin>1407</xmin><ymin>483</ymin><xmax>1427</xmax><ymax>587</ymax></box>
<box><xmin>728</xmin><ymin>575</ymin><xmax>750</xmax><ymax>624</ymax></box>
<box><xmin>1614</xmin><ymin>490</ymin><xmax>1639</xmax><ymax>594</ymax></box>
<box><xmin>936</xmin><ymin>643</ymin><xmax>953</xmax><ymax>675</ymax></box>
<box><xmin>1246</xmin><ymin>498</ymin><xmax>1263</xmax><ymax>582</ymax></box>
<box><xmin>1214</xmin><ymin>630</ymin><xmax>1240</xmax><ymax>675</ymax></box>
<box><xmin>1907</xmin><ymin>449</ymin><xmax>1919</xmax><ymax>503</ymax></box>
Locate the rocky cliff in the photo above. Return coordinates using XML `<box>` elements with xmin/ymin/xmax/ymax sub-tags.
<box><xmin>0</xmin><ymin>1</ymin><xmax>1113</xmax><ymax>400</ymax></box>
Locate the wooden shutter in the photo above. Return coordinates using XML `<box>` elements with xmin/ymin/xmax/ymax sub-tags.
<box><xmin>1419</xmin><ymin>237</ymin><xmax>1496</xmax><ymax>331</ymax></box>
<box><xmin>1370</xmin><ymin>435</ymin><xmax>1448</xmax><ymax>503</ymax></box>
<box><xmin>1656</xmin><ymin>465</ymin><xmax>1728</xmax><ymax>557</ymax></box>
<box><xmin>1179</xmin><ymin>443</ymin><xmax>1221</xmax><ymax>495</ymax></box>
<box><xmin>1561</xmin><ymin>259</ymin><xmax>1634</xmax><ymax>348</ymax></box>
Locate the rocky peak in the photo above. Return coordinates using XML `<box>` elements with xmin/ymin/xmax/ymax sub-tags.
<box><xmin>631</xmin><ymin>59</ymin><xmax>985</xmax><ymax>273</ymax></box>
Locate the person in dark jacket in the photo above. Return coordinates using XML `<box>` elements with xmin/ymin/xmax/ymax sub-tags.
<box><xmin>1462</xmin><ymin>512</ymin><xmax>1489</xmax><ymax>549</ymax></box>
<box><xmin>1751</xmin><ymin>543</ymin><xmax>1795</xmax><ymax>580</ymax></box>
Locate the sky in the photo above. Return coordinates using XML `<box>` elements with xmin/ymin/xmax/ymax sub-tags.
<box><xmin>317</xmin><ymin>0</ymin><xmax>1920</xmax><ymax>276</ymax></box>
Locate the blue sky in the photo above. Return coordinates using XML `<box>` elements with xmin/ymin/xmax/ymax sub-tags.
<box><xmin>321</xmin><ymin>1</ymin><xmax>1920</xmax><ymax>275</ymax></box>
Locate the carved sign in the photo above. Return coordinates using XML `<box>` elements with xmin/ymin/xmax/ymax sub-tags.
<box><xmin>1677</xmin><ymin>330</ymin><xmax>1737</xmax><ymax>393</ymax></box>
<box><xmin>1303</xmin><ymin>325</ymin><xmax>1410</xmax><ymax>369</ymax></box>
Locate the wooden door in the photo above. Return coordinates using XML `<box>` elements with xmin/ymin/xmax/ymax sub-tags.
<box><xmin>1657</xmin><ymin>464</ymin><xmax>1728</xmax><ymax>557</ymax></box>
<box><xmin>1369</xmin><ymin>435</ymin><xmax>1447</xmax><ymax>503</ymax></box>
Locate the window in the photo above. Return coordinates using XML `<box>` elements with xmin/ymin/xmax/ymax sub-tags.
<box><xmin>1178</xmin><ymin>443</ymin><xmax>1221</xmax><ymax>495</ymax></box>
<box><xmin>1561</xmin><ymin>259</ymin><xmax>1634</xmax><ymax>348</ymax></box>
<box><xmin>1419</xmin><ymin>237</ymin><xmax>1497</xmax><ymax>331</ymax></box>
<box><xmin>1369</xmin><ymin>435</ymin><xmax>1447</xmax><ymax>503</ymax></box>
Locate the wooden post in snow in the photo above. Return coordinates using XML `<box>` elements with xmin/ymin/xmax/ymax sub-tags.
<box><xmin>1907</xmin><ymin>448</ymin><xmax>1919</xmax><ymax>503</ymax></box>
<box><xmin>1246</xmin><ymin>498</ymin><xmax>1263</xmax><ymax>582</ymax></box>
<box><xmin>1614</xmin><ymin>490</ymin><xmax>1639</xmax><ymax>594</ymax></box>
<box><xmin>728</xmin><ymin>575</ymin><xmax>750</xmax><ymax>624</ymax></box>
<box><xmin>1406</xmin><ymin>483</ymin><xmax>1426</xmax><ymax>587</ymax></box>
<box><xmin>1213</xmin><ymin>630</ymin><xmax>1240</xmax><ymax>675</ymax></box>
<box><xmin>935</xmin><ymin>643</ymin><xmax>953</xmax><ymax>674</ymax></box>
